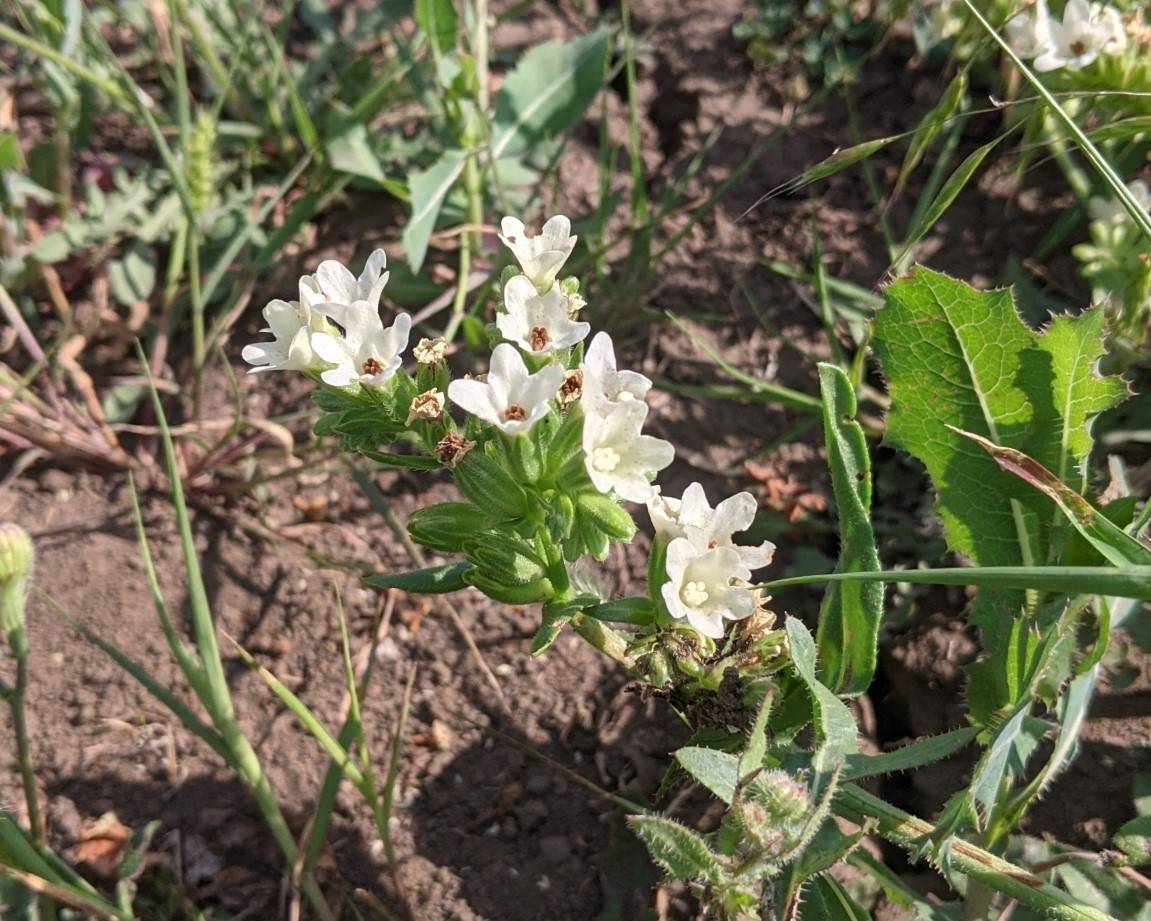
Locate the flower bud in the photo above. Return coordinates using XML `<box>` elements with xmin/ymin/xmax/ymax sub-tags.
<box><xmin>0</xmin><ymin>522</ymin><xmax>34</xmax><ymax>659</ymax></box>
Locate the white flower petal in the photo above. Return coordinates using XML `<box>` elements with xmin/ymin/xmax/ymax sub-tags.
<box><xmin>447</xmin><ymin>378</ymin><xmax>503</xmax><ymax>426</ymax></box>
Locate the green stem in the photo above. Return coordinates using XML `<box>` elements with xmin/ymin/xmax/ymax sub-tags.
<box><xmin>443</xmin><ymin>151</ymin><xmax>482</xmax><ymax>343</ymax></box>
<box><xmin>0</xmin><ymin>21</ymin><xmax>127</xmax><ymax>102</ymax></box>
<box><xmin>835</xmin><ymin>785</ymin><xmax>1120</xmax><ymax>921</ymax></box>
<box><xmin>570</xmin><ymin>612</ymin><xmax>635</xmax><ymax>669</ymax></box>
<box><xmin>11</xmin><ymin>659</ymin><xmax>42</xmax><ymax>850</ymax></box>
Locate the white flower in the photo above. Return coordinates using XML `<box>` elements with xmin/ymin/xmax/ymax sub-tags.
<box><xmin>497</xmin><ymin>275</ymin><xmax>590</xmax><ymax>353</ymax></box>
<box><xmin>241</xmin><ymin>278</ymin><xmax>327</xmax><ymax>373</ymax></box>
<box><xmin>1087</xmin><ymin>179</ymin><xmax>1151</xmax><ymax>224</ymax></box>
<box><xmin>1009</xmin><ymin>0</ymin><xmax>1129</xmax><ymax>72</ymax></box>
<box><xmin>1007</xmin><ymin>0</ymin><xmax>1054</xmax><ymax>57</ymax></box>
<box><xmin>311</xmin><ymin>249</ymin><xmax>390</xmax><ymax>311</ymax></box>
<box><xmin>311</xmin><ymin>306</ymin><xmax>412</xmax><ymax>388</ymax></box>
<box><xmin>661</xmin><ymin>536</ymin><xmax>756</xmax><ymax>638</ymax></box>
<box><xmin>647</xmin><ymin>482</ymin><xmax>775</xmax><ymax>571</ymax></box>
<box><xmin>499</xmin><ymin>215</ymin><xmax>576</xmax><ymax>291</ymax></box>
<box><xmin>447</xmin><ymin>342</ymin><xmax>566</xmax><ymax>436</ymax></box>
<box><xmin>582</xmin><ymin>401</ymin><xmax>674</xmax><ymax>503</ymax></box>
<box><xmin>579</xmin><ymin>332</ymin><xmax>651</xmax><ymax>413</ymax></box>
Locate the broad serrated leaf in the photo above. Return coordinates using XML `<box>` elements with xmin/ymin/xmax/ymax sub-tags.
<box><xmin>626</xmin><ymin>816</ymin><xmax>724</xmax><ymax>885</ymax></box>
<box><xmin>815</xmin><ymin>363</ymin><xmax>882</xmax><ymax>696</ymax></box>
<box><xmin>1028</xmin><ymin>309</ymin><xmax>1127</xmax><ymax>492</ymax></box>
<box><xmin>402</xmin><ymin>149</ymin><xmax>466</xmax><ymax>273</ymax></box>
<box><xmin>785</xmin><ymin>618</ymin><xmax>858</xmax><ymax>783</ymax></box>
<box><xmin>490</xmin><ymin>28</ymin><xmax>610</xmax><ymax>162</ymax></box>
<box><xmin>675</xmin><ymin>746</ymin><xmax>739</xmax><ymax>805</ymax></box>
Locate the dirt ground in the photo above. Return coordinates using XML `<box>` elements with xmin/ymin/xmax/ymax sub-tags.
<box><xmin>2</xmin><ymin>2</ymin><xmax>1149</xmax><ymax>919</ymax></box>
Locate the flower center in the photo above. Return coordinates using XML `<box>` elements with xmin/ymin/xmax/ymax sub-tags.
<box><xmin>1070</xmin><ymin>39</ymin><xmax>1087</xmax><ymax>55</ymax></box>
<box><xmin>681</xmin><ymin>580</ymin><xmax>710</xmax><ymax>607</ymax></box>
<box><xmin>361</xmin><ymin>357</ymin><xmax>383</xmax><ymax>376</ymax></box>
<box><xmin>503</xmin><ymin>404</ymin><xmax>527</xmax><ymax>422</ymax></box>
<box><xmin>529</xmin><ymin>326</ymin><xmax>551</xmax><ymax>351</ymax></box>
<box><xmin>591</xmin><ymin>447</ymin><xmax>621</xmax><ymax>472</ymax></box>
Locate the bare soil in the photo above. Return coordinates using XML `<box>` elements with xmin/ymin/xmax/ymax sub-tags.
<box><xmin>3</xmin><ymin>1</ymin><xmax>1149</xmax><ymax>919</ymax></box>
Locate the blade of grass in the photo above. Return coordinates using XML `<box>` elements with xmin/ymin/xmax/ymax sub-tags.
<box><xmin>760</xmin><ymin>566</ymin><xmax>1151</xmax><ymax>601</ymax></box>
<box><xmin>961</xmin><ymin>0</ymin><xmax>1151</xmax><ymax>241</ymax></box>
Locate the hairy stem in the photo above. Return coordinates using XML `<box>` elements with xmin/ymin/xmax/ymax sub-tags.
<box><xmin>835</xmin><ymin>785</ymin><xmax>1119</xmax><ymax>921</ymax></box>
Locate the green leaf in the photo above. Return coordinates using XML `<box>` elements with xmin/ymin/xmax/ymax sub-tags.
<box><xmin>785</xmin><ymin>618</ymin><xmax>858</xmax><ymax>780</ymax></box>
<box><xmin>1027</xmin><ymin>309</ymin><xmax>1127</xmax><ymax>493</ymax></box>
<box><xmin>893</xmin><ymin>69</ymin><xmax>967</xmax><ymax>199</ymax></box>
<box><xmin>490</xmin><ymin>28</ymin><xmax>611</xmax><ymax>162</ymax></box>
<box><xmin>453</xmin><ymin>451</ymin><xmax>530</xmax><ymax>520</ymax></box>
<box><xmin>968</xmin><ymin>705</ymin><xmax>1031</xmax><ymax>826</ymax></box>
<box><xmin>401</xmin><ymin>148</ymin><xmax>466</xmax><ymax>272</ymax></box>
<box><xmin>897</xmin><ymin>136</ymin><xmax>1004</xmax><ymax>261</ymax></box>
<box><xmin>361</xmin><ymin>450</ymin><xmax>440</xmax><ymax>470</ymax></box>
<box><xmin>414</xmin><ymin>0</ymin><xmax>457</xmax><ymax>57</ymax></box>
<box><xmin>844</xmin><ymin>727</ymin><xmax>978</xmax><ymax>781</ymax></box>
<box><xmin>530</xmin><ymin>607</ymin><xmax>569</xmax><ymax>656</ymax></box>
<box><xmin>798</xmin><ymin>875</ymin><xmax>871</xmax><ymax>921</ymax></box>
<box><xmin>955</xmin><ymin>430</ymin><xmax>1151</xmax><ymax>568</ymax></box>
<box><xmin>873</xmin><ymin>267</ymin><xmax>1126</xmax><ymax>724</ymax></box>
<box><xmin>108</xmin><ymin>241</ymin><xmax>156</xmax><ymax>306</ymax></box>
<box><xmin>675</xmin><ymin>746</ymin><xmax>739</xmax><ymax>805</ymax></box>
<box><xmin>626</xmin><ymin>816</ymin><xmax>724</xmax><ymax>884</ymax></box>
<box><xmin>326</xmin><ymin>122</ymin><xmax>386</xmax><ymax>183</ymax></box>
<box><xmin>365</xmin><ymin>562</ymin><xmax>471</xmax><ymax>594</ymax></box>
<box><xmin>1114</xmin><ymin>815</ymin><xmax>1151</xmax><ymax>867</ymax></box>
<box><xmin>815</xmin><ymin>363</ymin><xmax>882</xmax><ymax>696</ymax></box>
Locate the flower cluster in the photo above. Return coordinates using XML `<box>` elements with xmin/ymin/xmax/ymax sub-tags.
<box><xmin>1006</xmin><ymin>0</ymin><xmax>1127</xmax><ymax>72</ymax></box>
<box><xmin>243</xmin><ymin>215</ymin><xmax>773</xmax><ymax>642</ymax></box>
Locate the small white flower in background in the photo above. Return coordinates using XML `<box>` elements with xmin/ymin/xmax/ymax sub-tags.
<box><xmin>580</xmin><ymin>332</ymin><xmax>652</xmax><ymax>413</ymax></box>
<box><xmin>241</xmin><ymin>278</ymin><xmax>328</xmax><ymax>373</ymax></box>
<box><xmin>497</xmin><ymin>275</ymin><xmax>591</xmax><ymax>353</ymax></box>
<box><xmin>311</xmin><ymin>249</ymin><xmax>390</xmax><ymax>310</ymax></box>
<box><xmin>311</xmin><ymin>306</ymin><xmax>412</xmax><ymax>388</ymax></box>
<box><xmin>447</xmin><ymin>343</ymin><xmax>566</xmax><ymax>436</ymax></box>
<box><xmin>499</xmin><ymin>215</ymin><xmax>577</xmax><ymax>291</ymax></box>
<box><xmin>647</xmin><ymin>482</ymin><xmax>776</xmax><ymax>571</ymax></box>
<box><xmin>1006</xmin><ymin>0</ymin><xmax>1054</xmax><ymax>57</ymax></box>
<box><xmin>1087</xmin><ymin>179</ymin><xmax>1151</xmax><ymax>224</ymax></box>
<box><xmin>661</xmin><ymin>535</ymin><xmax>756</xmax><ymax>638</ymax></box>
<box><xmin>1009</xmin><ymin>0</ymin><xmax>1129</xmax><ymax>72</ymax></box>
<box><xmin>582</xmin><ymin>401</ymin><xmax>674</xmax><ymax>503</ymax></box>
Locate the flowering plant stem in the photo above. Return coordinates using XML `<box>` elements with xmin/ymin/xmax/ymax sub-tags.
<box><xmin>835</xmin><ymin>785</ymin><xmax>1120</xmax><ymax>921</ymax></box>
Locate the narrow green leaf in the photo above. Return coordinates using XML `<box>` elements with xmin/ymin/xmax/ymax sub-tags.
<box><xmin>844</xmin><ymin>727</ymin><xmax>978</xmax><ymax>781</ymax></box>
<box><xmin>675</xmin><ymin>747</ymin><xmax>738</xmax><ymax>805</ymax></box>
<box><xmin>815</xmin><ymin>363</ymin><xmax>882</xmax><ymax>696</ymax></box>
<box><xmin>626</xmin><ymin>816</ymin><xmax>724</xmax><ymax>884</ymax></box>
<box><xmin>794</xmin><ymin>134</ymin><xmax>905</xmax><ymax>188</ymax></box>
<box><xmin>798</xmin><ymin>875</ymin><xmax>871</xmax><ymax>921</ymax></box>
<box><xmin>897</xmin><ymin>135</ymin><xmax>1004</xmax><ymax>263</ymax></box>
<box><xmin>365</xmin><ymin>562</ymin><xmax>471</xmax><ymax>594</ymax></box>
<box><xmin>583</xmin><ymin>597</ymin><xmax>655</xmax><ymax>625</ymax></box>
<box><xmin>893</xmin><ymin>69</ymin><xmax>967</xmax><ymax>199</ymax></box>
<box><xmin>955</xmin><ymin>429</ymin><xmax>1151</xmax><ymax>568</ymax></box>
<box><xmin>785</xmin><ymin>618</ymin><xmax>858</xmax><ymax>779</ymax></box>
<box><xmin>490</xmin><ymin>28</ymin><xmax>610</xmax><ymax>161</ymax></box>
<box><xmin>401</xmin><ymin>148</ymin><xmax>466</xmax><ymax>273</ymax></box>
<box><xmin>414</xmin><ymin>0</ymin><xmax>457</xmax><ymax>57</ymax></box>
<box><xmin>759</xmin><ymin>566</ymin><xmax>1151</xmax><ymax>601</ymax></box>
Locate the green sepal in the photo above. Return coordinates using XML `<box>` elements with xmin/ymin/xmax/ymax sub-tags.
<box><xmin>464</xmin><ymin>532</ymin><xmax>547</xmax><ymax>585</ymax></box>
<box><xmin>365</xmin><ymin>562</ymin><xmax>471</xmax><ymax>594</ymax></box>
<box><xmin>407</xmin><ymin>502</ymin><xmax>492</xmax><ymax>552</ymax></box>
<box><xmin>576</xmin><ymin>492</ymin><xmax>637</xmax><ymax>541</ymax></box>
<box><xmin>505</xmin><ymin>430</ymin><xmax>543</xmax><ymax>483</ymax></box>
<box><xmin>545</xmin><ymin>408</ymin><xmax>584</xmax><ymax>475</ymax></box>
<box><xmin>585</xmin><ymin>597</ymin><xmax>655</xmax><ymax>625</ymax></box>
<box><xmin>547</xmin><ymin>493</ymin><xmax>576</xmax><ymax>542</ymax></box>
<box><xmin>466</xmin><ymin>570</ymin><xmax>554</xmax><ymax>604</ymax></box>
<box><xmin>453</xmin><ymin>451</ymin><xmax>531</xmax><ymax>520</ymax></box>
